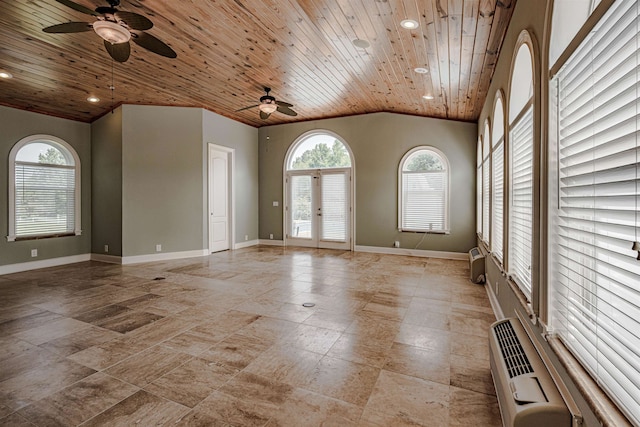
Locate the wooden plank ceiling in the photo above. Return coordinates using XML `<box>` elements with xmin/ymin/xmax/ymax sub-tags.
<box><xmin>0</xmin><ymin>0</ymin><xmax>515</xmax><ymax>127</ymax></box>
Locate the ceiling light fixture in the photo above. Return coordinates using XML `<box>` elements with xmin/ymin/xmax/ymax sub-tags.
<box><xmin>414</xmin><ymin>67</ymin><xmax>428</xmax><ymax>74</ymax></box>
<box><xmin>401</xmin><ymin>19</ymin><xmax>419</xmax><ymax>29</ymax></box>
<box><xmin>93</xmin><ymin>20</ymin><xmax>131</xmax><ymax>44</ymax></box>
<box><xmin>0</xmin><ymin>71</ymin><xmax>13</xmax><ymax>79</ymax></box>
<box><xmin>87</xmin><ymin>96</ymin><xmax>100</xmax><ymax>103</ymax></box>
<box><xmin>259</xmin><ymin>102</ymin><xmax>278</xmax><ymax>114</ymax></box>
<box><xmin>352</xmin><ymin>39</ymin><xmax>371</xmax><ymax>49</ymax></box>
<box><xmin>422</xmin><ymin>95</ymin><xmax>434</xmax><ymax>100</ymax></box>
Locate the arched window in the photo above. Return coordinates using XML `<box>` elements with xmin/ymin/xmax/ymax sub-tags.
<box><xmin>8</xmin><ymin>135</ymin><xmax>81</xmax><ymax>241</ymax></box>
<box><xmin>491</xmin><ymin>94</ymin><xmax>505</xmax><ymax>261</ymax></box>
<box><xmin>508</xmin><ymin>34</ymin><xmax>535</xmax><ymax>296</ymax></box>
<box><xmin>399</xmin><ymin>147</ymin><xmax>449</xmax><ymax>233</ymax></box>
<box><xmin>482</xmin><ymin>120</ymin><xmax>491</xmax><ymax>245</ymax></box>
<box><xmin>549</xmin><ymin>0</ymin><xmax>603</xmax><ymax>68</ymax></box>
<box><xmin>287</xmin><ymin>132</ymin><xmax>351</xmax><ymax>170</ymax></box>
<box><xmin>476</xmin><ymin>138</ymin><xmax>482</xmax><ymax>235</ymax></box>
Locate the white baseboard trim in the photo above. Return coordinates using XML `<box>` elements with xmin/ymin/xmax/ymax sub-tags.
<box><xmin>120</xmin><ymin>249</ymin><xmax>210</xmax><ymax>265</ymax></box>
<box><xmin>234</xmin><ymin>239</ymin><xmax>259</xmax><ymax>249</ymax></box>
<box><xmin>354</xmin><ymin>245</ymin><xmax>468</xmax><ymax>260</ymax></box>
<box><xmin>258</xmin><ymin>239</ymin><xmax>285</xmax><ymax>247</ymax></box>
<box><xmin>0</xmin><ymin>254</ymin><xmax>91</xmax><ymax>275</ymax></box>
<box><xmin>90</xmin><ymin>253</ymin><xmax>123</xmax><ymax>264</ymax></box>
<box><xmin>485</xmin><ymin>279</ymin><xmax>505</xmax><ymax>320</ymax></box>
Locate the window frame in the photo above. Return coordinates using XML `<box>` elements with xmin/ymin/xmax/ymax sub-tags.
<box><xmin>8</xmin><ymin>134</ymin><xmax>82</xmax><ymax>242</ymax></box>
<box><xmin>398</xmin><ymin>146</ymin><xmax>450</xmax><ymax>234</ymax></box>
<box><xmin>507</xmin><ymin>32</ymin><xmax>536</xmax><ymax>299</ymax></box>
<box><xmin>491</xmin><ymin>92</ymin><xmax>506</xmax><ymax>262</ymax></box>
<box><xmin>482</xmin><ymin>120</ymin><xmax>491</xmax><ymax>246</ymax></box>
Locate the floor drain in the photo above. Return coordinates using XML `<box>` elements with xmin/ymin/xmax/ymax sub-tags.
<box><xmin>302</xmin><ymin>302</ymin><xmax>315</xmax><ymax>308</ymax></box>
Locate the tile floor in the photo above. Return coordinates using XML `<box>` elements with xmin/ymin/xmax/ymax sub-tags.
<box><xmin>0</xmin><ymin>246</ymin><xmax>502</xmax><ymax>426</ymax></box>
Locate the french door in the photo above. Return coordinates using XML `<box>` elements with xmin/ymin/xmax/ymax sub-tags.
<box><xmin>286</xmin><ymin>168</ymin><xmax>351</xmax><ymax>250</ymax></box>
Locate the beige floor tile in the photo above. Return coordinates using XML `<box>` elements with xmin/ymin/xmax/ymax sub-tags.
<box><xmin>383</xmin><ymin>342</ymin><xmax>450</xmax><ymax>385</ymax></box>
<box><xmin>16</xmin><ymin>372</ymin><xmax>138</xmax><ymax>426</ymax></box>
<box><xmin>81</xmin><ymin>390</ymin><xmax>189</xmax><ymax>426</ymax></box>
<box><xmin>244</xmin><ymin>344</ymin><xmax>323</xmax><ymax>386</ymax></box>
<box><xmin>361</xmin><ymin>370</ymin><xmax>449</xmax><ymax>427</ymax></box>
<box><xmin>302</xmin><ymin>356</ymin><xmax>380</xmax><ymax>407</ymax></box>
<box><xmin>105</xmin><ymin>345</ymin><xmax>192</xmax><ymax>387</ymax></box>
<box><xmin>0</xmin><ymin>247</ymin><xmax>500</xmax><ymax>426</ymax></box>
<box><xmin>265</xmin><ymin>388</ymin><xmax>362</xmax><ymax>427</ymax></box>
<box><xmin>145</xmin><ymin>357</ymin><xmax>239</xmax><ymax>407</ymax></box>
<box><xmin>199</xmin><ymin>333</ymin><xmax>272</xmax><ymax>369</ymax></box>
<box><xmin>449</xmin><ymin>386</ymin><xmax>501</xmax><ymax>427</ymax></box>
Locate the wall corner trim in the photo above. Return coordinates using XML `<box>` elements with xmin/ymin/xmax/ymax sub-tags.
<box><xmin>91</xmin><ymin>254</ymin><xmax>123</xmax><ymax>264</ymax></box>
<box><xmin>258</xmin><ymin>239</ymin><xmax>285</xmax><ymax>247</ymax></box>
<box><xmin>234</xmin><ymin>240</ymin><xmax>259</xmax><ymax>249</ymax></box>
<box><xmin>354</xmin><ymin>245</ymin><xmax>468</xmax><ymax>260</ymax></box>
<box><xmin>0</xmin><ymin>254</ymin><xmax>91</xmax><ymax>275</ymax></box>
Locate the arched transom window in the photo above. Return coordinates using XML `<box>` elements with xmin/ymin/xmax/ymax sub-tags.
<box><xmin>287</xmin><ymin>133</ymin><xmax>351</xmax><ymax>170</ymax></box>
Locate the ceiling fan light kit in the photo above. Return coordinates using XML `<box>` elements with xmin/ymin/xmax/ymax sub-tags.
<box><xmin>43</xmin><ymin>0</ymin><xmax>176</xmax><ymax>63</ymax></box>
<box><xmin>93</xmin><ymin>20</ymin><xmax>130</xmax><ymax>44</ymax></box>
<box><xmin>259</xmin><ymin>103</ymin><xmax>278</xmax><ymax>114</ymax></box>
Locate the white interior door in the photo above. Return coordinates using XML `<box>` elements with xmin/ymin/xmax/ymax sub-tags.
<box><xmin>286</xmin><ymin>169</ymin><xmax>350</xmax><ymax>250</ymax></box>
<box><xmin>209</xmin><ymin>146</ymin><xmax>230</xmax><ymax>253</ymax></box>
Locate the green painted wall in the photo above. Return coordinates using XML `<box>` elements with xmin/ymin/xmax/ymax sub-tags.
<box><xmin>91</xmin><ymin>108</ymin><xmax>123</xmax><ymax>256</ymax></box>
<box><xmin>121</xmin><ymin>105</ymin><xmax>204</xmax><ymax>257</ymax></box>
<box><xmin>202</xmin><ymin>109</ymin><xmax>259</xmax><ymax>244</ymax></box>
<box><xmin>258</xmin><ymin>112</ymin><xmax>477</xmax><ymax>253</ymax></box>
<box><xmin>0</xmin><ymin>106</ymin><xmax>91</xmax><ymax>266</ymax></box>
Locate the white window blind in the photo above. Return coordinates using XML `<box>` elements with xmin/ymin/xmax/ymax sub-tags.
<box><xmin>492</xmin><ymin>141</ymin><xmax>505</xmax><ymax>260</ymax></box>
<box><xmin>551</xmin><ymin>0</ymin><xmax>640</xmax><ymax>424</ymax></box>
<box><xmin>399</xmin><ymin>148</ymin><xmax>449</xmax><ymax>233</ymax></box>
<box><xmin>15</xmin><ymin>162</ymin><xmax>75</xmax><ymax>237</ymax></box>
<box><xmin>483</xmin><ymin>157</ymin><xmax>491</xmax><ymax>243</ymax></box>
<box><xmin>509</xmin><ymin>106</ymin><xmax>534</xmax><ymax>295</ymax></box>
<box><xmin>477</xmin><ymin>141</ymin><xmax>483</xmax><ymax>234</ymax></box>
<box><xmin>321</xmin><ymin>172</ymin><xmax>348</xmax><ymax>241</ymax></box>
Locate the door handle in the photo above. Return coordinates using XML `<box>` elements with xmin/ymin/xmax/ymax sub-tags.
<box><xmin>317</xmin><ymin>213</ymin><xmax>322</xmax><ymax>216</ymax></box>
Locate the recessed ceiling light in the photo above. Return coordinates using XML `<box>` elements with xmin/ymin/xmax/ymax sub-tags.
<box><xmin>87</xmin><ymin>96</ymin><xmax>100</xmax><ymax>103</ymax></box>
<box><xmin>401</xmin><ymin>19</ymin><xmax>419</xmax><ymax>29</ymax></box>
<box><xmin>0</xmin><ymin>71</ymin><xmax>13</xmax><ymax>79</ymax></box>
<box><xmin>422</xmin><ymin>95</ymin><xmax>434</xmax><ymax>100</ymax></box>
<box><xmin>414</xmin><ymin>67</ymin><xmax>428</xmax><ymax>74</ymax></box>
<box><xmin>352</xmin><ymin>39</ymin><xmax>370</xmax><ymax>49</ymax></box>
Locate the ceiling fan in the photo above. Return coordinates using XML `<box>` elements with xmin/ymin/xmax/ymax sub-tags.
<box><xmin>43</xmin><ymin>0</ymin><xmax>177</xmax><ymax>63</ymax></box>
<box><xmin>237</xmin><ymin>87</ymin><xmax>297</xmax><ymax>119</ymax></box>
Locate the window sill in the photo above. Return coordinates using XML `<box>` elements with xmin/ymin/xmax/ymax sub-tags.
<box><xmin>547</xmin><ymin>335</ymin><xmax>633</xmax><ymax>427</ymax></box>
<box><xmin>7</xmin><ymin>231</ymin><xmax>80</xmax><ymax>242</ymax></box>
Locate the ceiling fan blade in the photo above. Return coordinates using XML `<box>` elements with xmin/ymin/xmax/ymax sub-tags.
<box><xmin>115</xmin><ymin>11</ymin><xmax>153</xmax><ymax>31</ymax></box>
<box><xmin>260</xmin><ymin>111</ymin><xmax>271</xmax><ymax>120</ymax></box>
<box><xmin>236</xmin><ymin>104</ymin><xmax>259</xmax><ymax>112</ymax></box>
<box><xmin>43</xmin><ymin>22</ymin><xmax>93</xmax><ymax>33</ymax></box>
<box><xmin>104</xmin><ymin>40</ymin><xmax>131</xmax><ymax>62</ymax></box>
<box><xmin>54</xmin><ymin>0</ymin><xmax>98</xmax><ymax>16</ymax></box>
<box><xmin>277</xmin><ymin>106</ymin><xmax>298</xmax><ymax>116</ymax></box>
<box><xmin>275</xmin><ymin>100</ymin><xmax>293</xmax><ymax>108</ymax></box>
<box><xmin>131</xmin><ymin>31</ymin><xmax>177</xmax><ymax>58</ymax></box>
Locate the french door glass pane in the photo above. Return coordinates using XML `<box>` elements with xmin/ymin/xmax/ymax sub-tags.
<box><xmin>321</xmin><ymin>173</ymin><xmax>347</xmax><ymax>241</ymax></box>
<box><xmin>290</xmin><ymin>175</ymin><xmax>312</xmax><ymax>238</ymax></box>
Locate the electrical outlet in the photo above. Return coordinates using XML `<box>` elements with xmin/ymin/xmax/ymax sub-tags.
<box><xmin>104</xmin><ymin>244</ymin><xmax>109</xmax><ymax>253</ymax></box>
<box><xmin>273</xmin><ymin>201</ymin><xmax>279</xmax><ymax>207</ymax></box>
<box><xmin>245</xmin><ymin>235</ymin><xmax>248</xmax><ymax>241</ymax></box>
<box><xmin>31</xmin><ymin>249</ymin><xmax>38</xmax><ymax>257</ymax></box>
<box><xmin>394</xmin><ymin>241</ymin><xmax>400</xmax><ymax>248</ymax></box>
<box><xmin>156</xmin><ymin>244</ymin><xmax>162</xmax><ymax>252</ymax></box>
<box><xmin>269</xmin><ymin>234</ymin><xmax>274</xmax><ymax>240</ymax></box>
